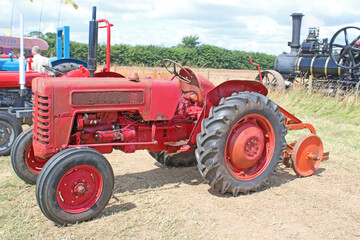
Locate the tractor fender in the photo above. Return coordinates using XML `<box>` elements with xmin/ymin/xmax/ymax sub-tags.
<box><xmin>188</xmin><ymin>80</ymin><xmax>268</xmax><ymax>144</ymax></box>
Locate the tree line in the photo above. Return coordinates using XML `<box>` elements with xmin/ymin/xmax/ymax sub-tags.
<box><xmin>39</xmin><ymin>33</ymin><xmax>275</xmax><ymax>70</ymax></box>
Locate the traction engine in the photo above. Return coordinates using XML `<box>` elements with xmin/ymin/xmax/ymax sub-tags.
<box><xmin>11</xmin><ymin>7</ymin><xmax>329</xmax><ymax>225</ymax></box>
<box><xmin>257</xmin><ymin>13</ymin><xmax>360</xmax><ymax>92</ymax></box>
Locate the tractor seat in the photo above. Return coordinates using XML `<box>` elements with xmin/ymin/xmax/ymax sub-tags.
<box><xmin>178</xmin><ymin>67</ymin><xmax>204</xmax><ymax>103</ymax></box>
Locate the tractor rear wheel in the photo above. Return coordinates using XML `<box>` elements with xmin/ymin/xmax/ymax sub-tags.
<box><xmin>196</xmin><ymin>92</ymin><xmax>287</xmax><ymax>196</ymax></box>
<box><xmin>53</xmin><ymin>63</ymin><xmax>80</xmax><ymax>76</ymax></box>
<box><xmin>11</xmin><ymin>127</ymin><xmax>48</xmax><ymax>184</ymax></box>
<box><xmin>36</xmin><ymin>147</ymin><xmax>114</xmax><ymax>225</ymax></box>
<box><xmin>0</xmin><ymin>112</ymin><xmax>22</xmax><ymax>156</ymax></box>
<box><xmin>148</xmin><ymin>150</ymin><xmax>197</xmax><ymax>167</ymax></box>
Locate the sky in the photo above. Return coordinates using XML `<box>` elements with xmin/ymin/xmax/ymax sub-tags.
<box><xmin>1</xmin><ymin>0</ymin><xmax>360</xmax><ymax>55</ymax></box>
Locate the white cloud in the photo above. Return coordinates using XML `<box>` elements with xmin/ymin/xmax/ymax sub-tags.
<box><xmin>1</xmin><ymin>0</ymin><xmax>360</xmax><ymax>55</ymax></box>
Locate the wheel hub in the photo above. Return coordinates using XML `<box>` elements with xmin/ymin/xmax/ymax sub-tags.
<box><xmin>74</xmin><ymin>182</ymin><xmax>87</xmax><ymax>196</ymax></box>
<box><xmin>57</xmin><ymin>165</ymin><xmax>103</xmax><ymax>214</ymax></box>
<box><xmin>228</xmin><ymin>122</ymin><xmax>265</xmax><ymax>169</ymax></box>
<box><xmin>245</xmin><ymin>138</ymin><xmax>260</xmax><ymax>157</ymax></box>
<box><xmin>0</xmin><ymin>125</ymin><xmax>10</xmax><ymax>146</ymax></box>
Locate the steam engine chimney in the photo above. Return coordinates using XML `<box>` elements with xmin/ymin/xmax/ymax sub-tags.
<box><xmin>288</xmin><ymin>13</ymin><xmax>304</xmax><ymax>55</ymax></box>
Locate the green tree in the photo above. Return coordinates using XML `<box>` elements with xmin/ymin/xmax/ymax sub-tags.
<box><xmin>35</xmin><ymin>30</ymin><xmax>276</xmax><ymax>70</ymax></box>
<box><xmin>180</xmin><ymin>35</ymin><xmax>200</xmax><ymax>48</ymax></box>
<box><xmin>27</xmin><ymin>31</ymin><xmax>44</xmax><ymax>38</ymax></box>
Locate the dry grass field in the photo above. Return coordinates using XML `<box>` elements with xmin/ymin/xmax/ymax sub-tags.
<box><xmin>0</xmin><ymin>67</ymin><xmax>359</xmax><ymax>239</ymax></box>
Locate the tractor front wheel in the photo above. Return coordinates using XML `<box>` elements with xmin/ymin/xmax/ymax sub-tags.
<box><xmin>196</xmin><ymin>92</ymin><xmax>287</xmax><ymax>195</ymax></box>
<box><xmin>11</xmin><ymin>127</ymin><xmax>48</xmax><ymax>184</ymax></box>
<box><xmin>35</xmin><ymin>147</ymin><xmax>114</xmax><ymax>225</ymax></box>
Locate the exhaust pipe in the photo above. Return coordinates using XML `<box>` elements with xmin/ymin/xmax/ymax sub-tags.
<box><xmin>88</xmin><ymin>6</ymin><xmax>98</xmax><ymax>77</ymax></box>
<box><xmin>288</xmin><ymin>13</ymin><xmax>304</xmax><ymax>55</ymax></box>
<box><xmin>19</xmin><ymin>13</ymin><xmax>26</xmax><ymax>96</ymax></box>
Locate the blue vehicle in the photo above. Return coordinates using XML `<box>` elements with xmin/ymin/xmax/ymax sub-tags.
<box><xmin>0</xmin><ymin>26</ymin><xmax>87</xmax><ymax>156</ymax></box>
<box><xmin>0</xmin><ymin>26</ymin><xmax>87</xmax><ymax>71</ymax></box>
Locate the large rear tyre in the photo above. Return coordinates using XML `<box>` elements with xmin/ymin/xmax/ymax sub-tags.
<box><xmin>148</xmin><ymin>150</ymin><xmax>197</xmax><ymax>167</ymax></box>
<box><xmin>53</xmin><ymin>62</ymin><xmax>80</xmax><ymax>76</ymax></box>
<box><xmin>196</xmin><ymin>92</ymin><xmax>287</xmax><ymax>196</ymax></box>
<box><xmin>11</xmin><ymin>127</ymin><xmax>47</xmax><ymax>184</ymax></box>
<box><xmin>36</xmin><ymin>148</ymin><xmax>114</xmax><ymax>225</ymax></box>
<box><xmin>0</xmin><ymin>112</ymin><xmax>22</xmax><ymax>156</ymax></box>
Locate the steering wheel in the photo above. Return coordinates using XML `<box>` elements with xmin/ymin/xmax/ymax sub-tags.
<box><xmin>329</xmin><ymin>26</ymin><xmax>360</xmax><ymax>69</ymax></box>
<box><xmin>42</xmin><ymin>65</ymin><xmax>66</xmax><ymax>76</ymax></box>
<box><xmin>163</xmin><ymin>59</ymin><xmax>192</xmax><ymax>83</ymax></box>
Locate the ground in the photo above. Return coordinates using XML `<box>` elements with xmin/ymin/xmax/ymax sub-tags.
<box><xmin>0</xmin><ymin>69</ymin><xmax>359</xmax><ymax>239</ymax></box>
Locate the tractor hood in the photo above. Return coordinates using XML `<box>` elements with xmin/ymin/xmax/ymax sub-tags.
<box><xmin>32</xmin><ymin>77</ymin><xmax>182</xmax><ymax>121</ymax></box>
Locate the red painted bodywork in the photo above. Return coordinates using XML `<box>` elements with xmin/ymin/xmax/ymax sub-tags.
<box><xmin>0</xmin><ymin>71</ymin><xmax>47</xmax><ymax>88</ymax></box>
<box><xmin>31</xmin><ymin>65</ymin><xmax>272</xmax><ymax>160</ymax></box>
<box><xmin>31</xmin><ymin>60</ymin><xmax>327</xmax><ymax>176</ymax></box>
<box><xmin>0</xmin><ymin>64</ymin><xmax>89</xmax><ymax>89</ymax></box>
<box><xmin>188</xmin><ymin>80</ymin><xmax>268</xmax><ymax>144</ymax></box>
<box><xmin>32</xmin><ymin>76</ymin><xmax>193</xmax><ymax>157</ymax></box>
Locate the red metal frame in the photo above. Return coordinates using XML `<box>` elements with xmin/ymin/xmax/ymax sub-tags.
<box><xmin>279</xmin><ymin>106</ymin><xmax>316</xmax><ymax>134</ymax></box>
<box><xmin>249</xmin><ymin>56</ymin><xmax>263</xmax><ymax>84</ymax></box>
<box><xmin>98</xmin><ymin>19</ymin><xmax>113</xmax><ymax>72</ymax></box>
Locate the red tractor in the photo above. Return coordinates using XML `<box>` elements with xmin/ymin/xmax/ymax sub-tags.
<box><xmin>11</xmin><ymin>7</ymin><xmax>328</xmax><ymax>225</ymax></box>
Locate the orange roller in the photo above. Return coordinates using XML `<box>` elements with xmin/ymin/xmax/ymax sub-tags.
<box><xmin>291</xmin><ymin>133</ymin><xmax>324</xmax><ymax>177</ymax></box>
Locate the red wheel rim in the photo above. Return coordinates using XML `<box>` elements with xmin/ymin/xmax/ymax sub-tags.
<box><xmin>291</xmin><ymin>134</ymin><xmax>323</xmax><ymax>177</ymax></box>
<box><xmin>56</xmin><ymin>165</ymin><xmax>103</xmax><ymax>213</ymax></box>
<box><xmin>25</xmin><ymin>144</ymin><xmax>47</xmax><ymax>174</ymax></box>
<box><xmin>225</xmin><ymin>114</ymin><xmax>275</xmax><ymax>180</ymax></box>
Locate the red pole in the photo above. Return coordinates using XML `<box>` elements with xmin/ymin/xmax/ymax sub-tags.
<box><xmin>98</xmin><ymin>19</ymin><xmax>113</xmax><ymax>72</ymax></box>
<box><xmin>249</xmin><ymin>56</ymin><xmax>263</xmax><ymax>84</ymax></box>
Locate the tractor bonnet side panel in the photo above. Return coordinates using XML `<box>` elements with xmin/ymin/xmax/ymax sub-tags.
<box><xmin>32</xmin><ymin>77</ymin><xmax>182</xmax><ymax>158</ymax></box>
<box><xmin>149</xmin><ymin>79</ymin><xmax>182</xmax><ymax>120</ymax></box>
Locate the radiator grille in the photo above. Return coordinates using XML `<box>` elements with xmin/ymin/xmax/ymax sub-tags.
<box><xmin>33</xmin><ymin>94</ymin><xmax>50</xmax><ymax>145</ymax></box>
<box><xmin>72</xmin><ymin>91</ymin><xmax>144</xmax><ymax>106</ymax></box>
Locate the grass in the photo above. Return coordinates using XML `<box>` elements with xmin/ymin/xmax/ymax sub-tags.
<box><xmin>269</xmin><ymin>87</ymin><xmax>360</xmax><ymax>126</ymax></box>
